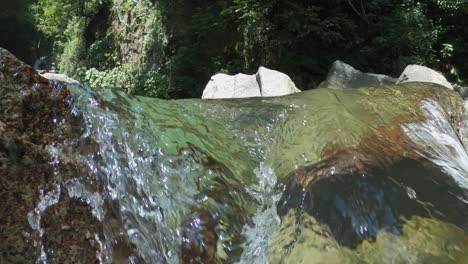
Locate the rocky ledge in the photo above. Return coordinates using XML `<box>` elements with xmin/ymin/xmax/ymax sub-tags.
<box><xmin>0</xmin><ymin>48</ymin><xmax>140</xmax><ymax>263</ymax></box>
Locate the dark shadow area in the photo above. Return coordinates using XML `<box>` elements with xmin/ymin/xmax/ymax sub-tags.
<box><xmin>278</xmin><ymin>159</ymin><xmax>468</xmax><ymax>248</ymax></box>
<box><xmin>0</xmin><ymin>16</ymin><xmax>50</xmax><ymax>67</ymax></box>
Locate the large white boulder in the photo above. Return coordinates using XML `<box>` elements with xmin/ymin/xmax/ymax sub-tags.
<box><xmin>202</xmin><ymin>67</ymin><xmax>301</xmax><ymax>99</ymax></box>
<box><xmin>257</xmin><ymin>66</ymin><xmax>301</xmax><ymax>96</ymax></box>
<box><xmin>318</xmin><ymin>60</ymin><xmax>396</xmax><ymax>89</ymax></box>
<box><xmin>396</xmin><ymin>65</ymin><xmax>453</xmax><ymax>90</ymax></box>
<box><xmin>202</xmin><ymin>73</ymin><xmax>260</xmax><ymax>99</ymax></box>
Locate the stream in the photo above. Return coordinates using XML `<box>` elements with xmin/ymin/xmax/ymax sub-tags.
<box><xmin>27</xmin><ymin>82</ymin><xmax>468</xmax><ymax>263</ymax></box>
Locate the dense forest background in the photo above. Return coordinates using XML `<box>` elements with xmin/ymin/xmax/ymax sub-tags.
<box><xmin>1</xmin><ymin>0</ymin><xmax>467</xmax><ymax>99</ymax></box>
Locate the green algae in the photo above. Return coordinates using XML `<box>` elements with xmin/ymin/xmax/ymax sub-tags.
<box><xmin>268</xmin><ymin>211</ymin><xmax>468</xmax><ymax>264</ymax></box>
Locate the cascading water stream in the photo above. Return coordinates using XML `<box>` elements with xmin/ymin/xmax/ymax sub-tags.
<box><xmin>237</xmin><ymin>164</ymin><xmax>281</xmax><ymax>264</ymax></box>
<box><xmin>34</xmin><ymin>83</ymin><xmax>468</xmax><ymax>263</ymax></box>
<box><xmin>26</xmin><ymin>149</ymin><xmax>61</xmax><ymax>264</ymax></box>
<box><xmin>53</xmin><ymin>85</ymin><xmax>288</xmax><ymax>263</ymax></box>
<box><xmin>402</xmin><ymin>99</ymin><xmax>468</xmax><ymax>195</ymax></box>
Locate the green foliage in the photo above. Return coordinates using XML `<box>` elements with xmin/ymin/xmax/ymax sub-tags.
<box><xmin>76</xmin><ymin>64</ymin><xmax>173</xmax><ymax>98</ymax></box>
<box><xmin>78</xmin><ymin>66</ymin><xmax>135</xmax><ymax>92</ymax></box>
<box><xmin>0</xmin><ymin>0</ymin><xmax>35</xmax><ymax>17</ymax></box>
<box><xmin>219</xmin><ymin>0</ymin><xmax>461</xmax><ymax>87</ymax></box>
<box><xmin>33</xmin><ymin>0</ymin><xmax>105</xmax><ymax>39</ymax></box>
<box><xmin>32</xmin><ymin>0</ymin><xmax>109</xmax><ymax>76</ymax></box>
<box><xmin>26</xmin><ymin>0</ymin><xmax>468</xmax><ymax>98</ymax></box>
<box><xmin>137</xmin><ymin>65</ymin><xmax>172</xmax><ymax>98</ymax></box>
<box><xmin>57</xmin><ymin>18</ymin><xmax>87</xmax><ymax>75</ymax></box>
<box><xmin>32</xmin><ymin>0</ymin><xmax>67</xmax><ymax>38</ymax></box>
<box><xmin>87</xmin><ymin>38</ymin><xmax>115</xmax><ymax>70</ymax></box>
<box><xmin>222</xmin><ymin>0</ymin><xmax>275</xmax><ymax>70</ymax></box>
<box><xmin>435</xmin><ymin>0</ymin><xmax>468</xmax><ymax>12</ymax></box>
<box><xmin>357</xmin><ymin>1</ymin><xmax>439</xmax><ymax>74</ymax></box>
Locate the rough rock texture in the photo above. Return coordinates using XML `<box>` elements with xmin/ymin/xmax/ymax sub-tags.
<box><xmin>0</xmin><ymin>48</ymin><xmax>100</xmax><ymax>263</ymax></box>
<box><xmin>318</xmin><ymin>60</ymin><xmax>396</xmax><ymax>89</ymax></box>
<box><xmin>0</xmin><ymin>47</ymin><xmax>103</xmax><ymax>263</ymax></box>
<box><xmin>0</xmin><ymin>48</ymin><xmax>141</xmax><ymax>263</ymax></box>
<box><xmin>41</xmin><ymin>72</ymin><xmax>81</xmax><ymax>85</ymax></box>
<box><xmin>202</xmin><ymin>67</ymin><xmax>300</xmax><ymax>99</ymax></box>
<box><xmin>397</xmin><ymin>65</ymin><xmax>454</xmax><ymax>89</ymax></box>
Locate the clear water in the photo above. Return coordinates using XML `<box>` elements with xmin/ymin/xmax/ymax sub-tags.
<box><xmin>32</xmin><ymin>83</ymin><xmax>468</xmax><ymax>263</ymax></box>
<box><xmin>402</xmin><ymin>99</ymin><xmax>468</xmax><ymax>192</ymax></box>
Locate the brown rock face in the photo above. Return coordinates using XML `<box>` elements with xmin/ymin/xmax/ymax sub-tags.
<box><xmin>0</xmin><ymin>48</ymin><xmax>108</xmax><ymax>263</ymax></box>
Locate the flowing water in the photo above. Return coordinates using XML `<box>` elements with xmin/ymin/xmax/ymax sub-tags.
<box><xmin>31</xmin><ymin>83</ymin><xmax>468</xmax><ymax>263</ymax></box>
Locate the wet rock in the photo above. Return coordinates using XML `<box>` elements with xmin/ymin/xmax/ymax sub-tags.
<box><xmin>0</xmin><ymin>47</ymin><xmax>141</xmax><ymax>263</ymax></box>
<box><xmin>397</xmin><ymin>65</ymin><xmax>453</xmax><ymax>90</ymax></box>
<box><xmin>266</xmin><ymin>82</ymin><xmax>464</xmax><ymax>179</ymax></box>
<box><xmin>0</xmin><ymin>47</ymin><xmax>97</xmax><ymax>263</ymax></box>
<box><xmin>42</xmin><ymin>194</ymin><xmax>103</xmax><ymax>264</ymax></box>
<box><xmin>318</xmin><ymin>60</ymin><xmax>396</xmax><ymax>89</ymax></box>
<box><xmin>266</xmin><ymin>83</ymin><xmax>467</xmax><ymax>262</ymax></box>
<box><xmin>268</xmin><ymin>211</ymin><xmax>468</xmax><ymax>264</ymax></box>
<box><xmin>277</xmin><ymin>158</ymin><xmax>468</xmax><ymax>249</ymax></box>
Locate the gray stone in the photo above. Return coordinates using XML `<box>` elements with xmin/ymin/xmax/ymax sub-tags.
<box><xmin>318</xmin><ymin>60</ymin><xmax>396</xmax><ymax>89</ymax></box>
<box><xmin>33</xmin><ymin>59</ymin><xmax>49</xmax><ymax>70</ymax></box>
<box><xmin>257</xmin><ymin>66</ymin><xmax>301</xmax><ymax>96</ymax></box>
<box><xmin>41</xmin><ymin>72</ymin><xmax>81</xmax><ymax>85</ymax></box>
<box><xmin>202</xmin><ymin>67</ymin><xmax>301</xmax><ymax>99</ymax></box>
<box><xmin>396</xmin><ymin>65</ymin><xmax>453</xmax><ymax>90</ymax></box>
<box><xmin>455</xmin><ymin>85</ymin><xmax>468</xmax><ymax>99</ymax></box>
<box><xmin>0</xmin><ymin>121</ymin><xmax>5</xmax><ymax>134</ymax></box>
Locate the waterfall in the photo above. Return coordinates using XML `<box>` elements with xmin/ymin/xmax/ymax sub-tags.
<box><xmin>4</xmin><ymin>49</ymin><xmax>468</xmax><ymax>263</ymax></box>
<box><xmin>402</xmin><ymin>99</ymin><xmax>468</xmax><ymax>196</ymax></box>
<box><xmin>28</xmin><ymin>83</ymin><xmax>468</xmax><ymax>263</ymax></box>
<box><xmin>52</xmin><ymin>86</ymin><xmax>286</xmax><ymax>263</ymax></box>
<box><xmin>237</xmin><ymin>164</ymin><xmax>281</xmax><ymax>264</ymax></box>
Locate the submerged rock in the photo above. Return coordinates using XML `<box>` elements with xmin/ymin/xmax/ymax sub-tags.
<box><xmin>268</xmin><ymin>211</ymin><xmax>468</xmax><ymax>264</ymax></box>
<box><xmin>265</xmin><ymin>83</ymin><xmax>464</xmax><ymax>179</ymax></box>
<box><xmin>397</xmin><ymin>64</ymin><xmax>453</xmax><ymax>90</ymax></box>
<box><xmin>318</xmin><ymin>60</ymin><xmax>396</xmax><ymax>89</ymax></box>
<box><xmin>202</xmin><ymin>66</ymin><xmax>300</xmax><ymax>99</ymax></box>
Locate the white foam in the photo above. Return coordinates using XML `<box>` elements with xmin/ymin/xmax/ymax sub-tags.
<box><xmin>402</xmin><ymin>99</ymin><xmax>468</xmax><ymax>192</ymax></box>
<box><xmin>238</xmin><ymin>164</ymin><xmax>281</xmax><ymax>264</ymax></box>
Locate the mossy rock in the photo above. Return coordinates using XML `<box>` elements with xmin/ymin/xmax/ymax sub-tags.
<box><xmin>269</xmin><ymin>211</ymin><xmax>468</xmax><ymax>264</ymax></box>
